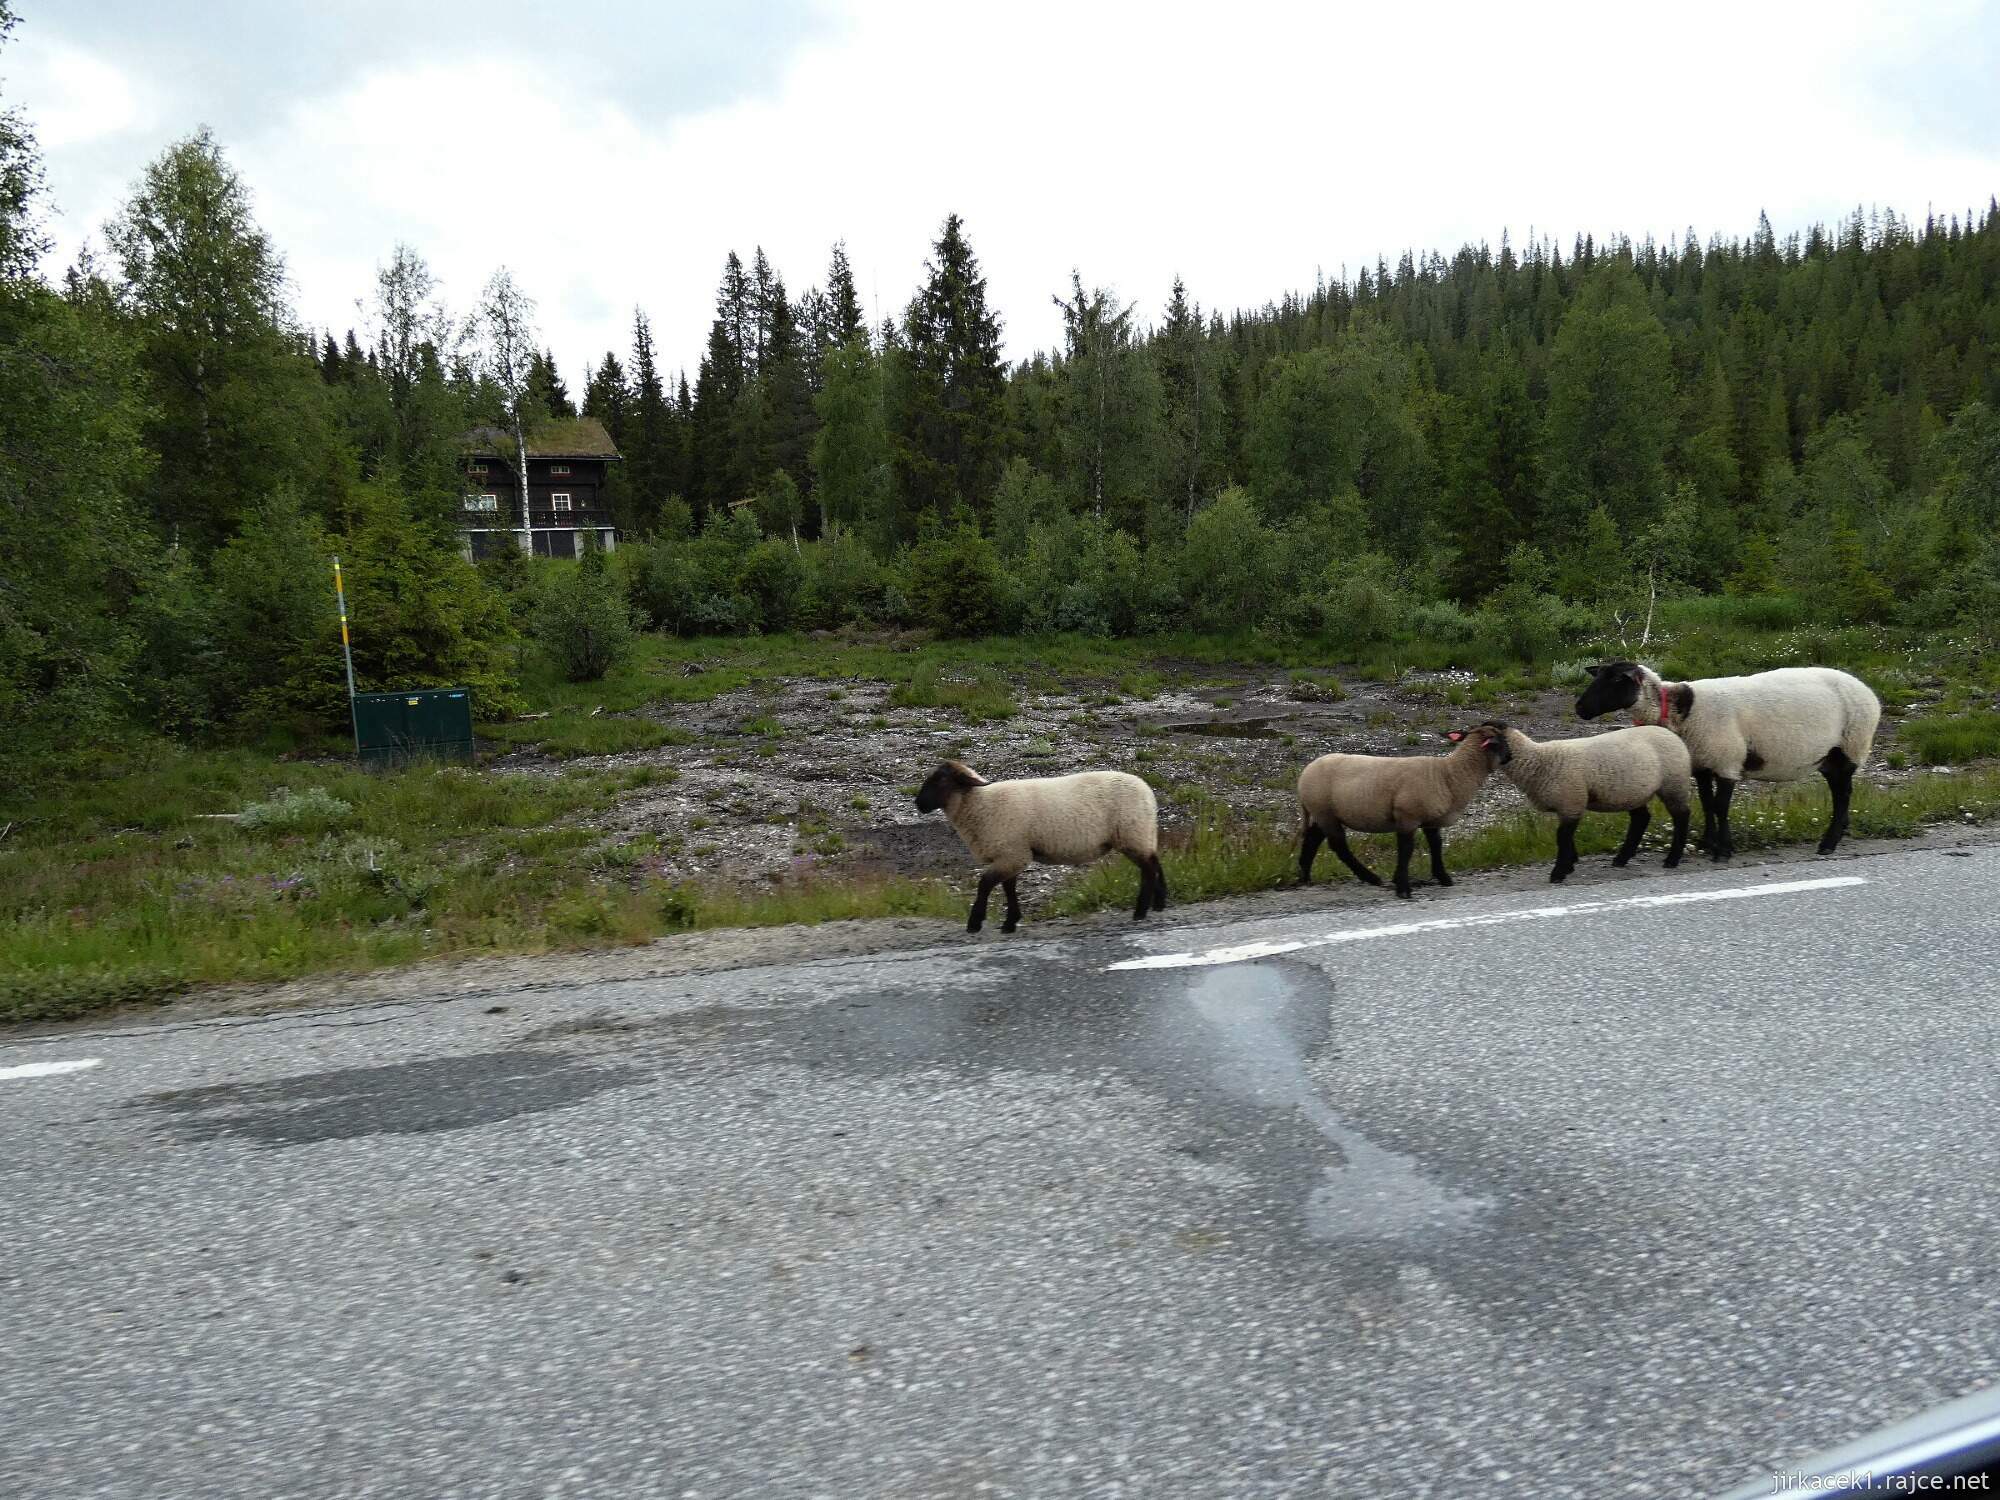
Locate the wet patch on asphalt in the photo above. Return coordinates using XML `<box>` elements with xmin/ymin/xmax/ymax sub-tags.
<box><xmin>522</xmin><ymin>959</ymin><xmax>1515</xmax><ymax>1263</ymax></box>
<box><xmin>133</xmin><ymin>1051</ymin><xmax>645</xmax><ymax>1147</ymax></box>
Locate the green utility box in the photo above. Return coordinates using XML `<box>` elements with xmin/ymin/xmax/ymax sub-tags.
<box><xmin>352</xmin><ymin>688</ymin><xmax>475</xmax><ymax>769</ymax></box>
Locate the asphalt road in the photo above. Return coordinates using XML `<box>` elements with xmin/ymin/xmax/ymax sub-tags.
<box><xmin>6</xmin><ymin>844</ymin><xmax>2000</xmax><ymax>1499</ymax></box>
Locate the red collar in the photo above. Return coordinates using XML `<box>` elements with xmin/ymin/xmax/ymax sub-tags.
<box><xmin>1658</xmin><ymin>684</ymin><xmax>1672</xmax><ymax>726</ymax></box>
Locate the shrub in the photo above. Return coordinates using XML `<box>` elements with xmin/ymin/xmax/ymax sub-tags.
<box><xmin>737</xmin><ymin>538</ymin><xmax>807</xmax><ymax>631</ymax></box>
<box><xmin>207</xmin><ymin>493</ymin><xmax>343</xmax><ymax>726</ymax></box>
<box><xmin>1180</xmin><ymin>487</ymin><xmax>1281</xmax><ymax>632</ymax></box>
<box><xmin>1320</xmin><ymin>551</ymin><xmax>1407</xmax><ymax>647</ymax></box>
<box><xmin>1404</xmin><ymin>599</ymin><xmax>1479</xmax><ymax>646</ymax></box>
<box><xmin>904</xmin><ymin>525</ymin><xmax>1008</xmax><ymax>636</ymax></box>
<box><xmin>532</xmin><ymin>544</ymin><xmax>636</xmax><ymax>682</ymax></box>
<box><xmin>239</xmin><ymin>786</ymin><xmax>354</xmax><ymax>835</ymax></box>
<box><xmin>799</xmin><ymin>532</ymin><xmax>885</xmax><ymax>629</ymax></box>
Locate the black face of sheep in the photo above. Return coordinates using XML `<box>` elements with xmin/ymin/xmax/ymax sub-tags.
<box><xmin>914</xmin><ymin>761</ymin><xmax>982</xmax><ymax>814</ymax></box>
<box><xmin>1576</xmin><ymin>661</ymin><xmax>1644</xmax><ymax>720</ymax></box>
<box><xmin>1444</xmin><ymin>724</ymin><xmax>1512</xmax><ymax>764</ymax></box>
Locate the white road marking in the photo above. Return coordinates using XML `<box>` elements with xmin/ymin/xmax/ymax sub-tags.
<box><xmin>1107</xmin><ymin>875</ymin><xmax>1868</xmax><ymax>971</ymax></box>
<box><xmin>0</xmin><ymin>1058</ymin><xmax>104</xmax><ymax>1082</ymax></box>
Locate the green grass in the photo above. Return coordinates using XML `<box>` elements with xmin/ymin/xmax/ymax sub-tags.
<box><xmin>887</xmin><ymin>661</ymin><xmax>1017</xmax><ymax>722</ymax></box>
<box><xmin>1048</xmin><ymin>770</ymin><xmax>2000</xmax><ymax>917</ymax></box>
<box><xmin>657</xmin><ymin>874</ymin><xmax>962</xmax><ymax>930</ymax></box>
<box><xmin>11</xmin><ymin>616</ymin><xmax>2000</xmax><ymax>1026</ymax></box>
<box><xmin>1901</xmin><ymin>712</ymin><xmax>2000</xmax><ymax>766</ymax></box>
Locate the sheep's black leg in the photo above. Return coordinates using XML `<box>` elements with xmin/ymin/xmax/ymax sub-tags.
<box><xmin>1328</xmin><ymin>826</ymin><xmax>1383</xmax><ymax>887</ymax></box>
<box><xmin>1126</xmin><ymin>851</ymin><xmax>1151</xmax><ymax>921</ymax></box>
<box><xmin>1818</xmin><ymin>749</ymin><xmax>1856</xmax><ymax>854</ymax></box>
<box><xmin>1612</xmin><ymin>806</ymin><xmax>1651</xmax><ymax>867</ymax></box>
<box><xmin>1551</xmin><ymin>817</ymin><xmax>1580</xmax><ymax>883</ymax></box>
<box><xmin>1665</xmin><ymin>802</ymin><xmax>1691</xmax><ymax>867</ymax></box>
<box><xmin>969</xmin><ymin>871</ymin><xmax>1002</xmax><ymax>933</ymax></box>
<box><xmin>1393</xmin><ymin>831</ymin><xmax>1417</xmax><ymax>899</ymax></box>
<box><xmin>1710</xmin><ymin>777</ymin><xmax>1737</xmax><ymax>861</ymax></box>
<box><xmin>1423</xmin><ymin>824</ymin><xmax>1452</xmax><ymax>887</ymax></box>
<box><xmin>1148</xmin><ymin>855</ymin><xmax>1167</xmax><ymax>911</ymax></box>
<box><xmin>1000</xmin><ymin>877</ymin><xmax>1023</xmax><ymax>933</ymax></box>
<box><xmin>1298</xmin><ymin>821</ymin><xmax>1326</xmax><ymax>884</ymax></box>
<box><xmin>1694</xmin><ymin>770</ymin><xmax>1717</xmax><ymax>852</ymax></box>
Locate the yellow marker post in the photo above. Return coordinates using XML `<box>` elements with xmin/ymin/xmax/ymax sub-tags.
<box><xmin>333</xmin><ymin>555</ymin><xmax>360</xmax><ymax>754</ymax></box>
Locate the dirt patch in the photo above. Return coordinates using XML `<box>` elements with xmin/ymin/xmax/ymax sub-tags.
<box><xmin>502</xmin><ymin>662</ymin><xmax>1604</xmax><ymax>889</ymax></box>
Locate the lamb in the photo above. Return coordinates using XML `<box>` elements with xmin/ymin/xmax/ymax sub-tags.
<box><xmin>1483</xmin><ymin>720</ymin><xmax>1692</xmax><ymax>882</ymax></box>
<box><xmin>913</xmin><ymin>760</ymin><xmax>1164</xmax><ymax>933</ymax></box>
<box><xmin>1576</xmin><ymin>662</ymin><xmax>1881</xmax><ymax>860</ymax></box>
<box><xmin>1295</xmin><ymin>725</ymin><xmax>1508</xmax><ymax>898</ymax></box>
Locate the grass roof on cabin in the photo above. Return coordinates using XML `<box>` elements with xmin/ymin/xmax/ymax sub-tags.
<box><xmin>462</xmin><ymin>416</ymin><xmax>621</xmax><ymax>461</ymax></box>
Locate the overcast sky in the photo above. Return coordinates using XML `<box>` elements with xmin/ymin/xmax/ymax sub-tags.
<box><xmin>15</xmin><ymin>0</ymin><xmax>2000</xmax><ymax>388</ymax></box>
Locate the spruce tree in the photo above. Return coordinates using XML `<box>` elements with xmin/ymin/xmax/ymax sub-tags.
<box><xmin>895</xmin><ymin>213</ymin><xmax>1005</xmax><ymax>521</ymax></box>
<box><xmin>582</xmin><ymin>351</ymin><xmax>629</xmax><ymax>446</ymax></box>
<box><xmin>626</xmin><ymin>310</ymin><xmax>671</xmax><ymax>525</ymax></box>
<box><xmin>760</xmin><ymin>279</ymin><xmax>815</xmax><ymax>495</ymax></box>
<box><xmin>826</xmin><ymin>240</ymin><xmax>865</xmax><ymax>345</ymax></box>
<box><xmin>523</xmin><ymin>347</ymin><xmax>574</xmax><ymax>419</ymax></box>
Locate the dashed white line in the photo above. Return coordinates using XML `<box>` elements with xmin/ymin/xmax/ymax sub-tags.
<box><xmin>0</xmin><ymin>1058</ymin><xmax>104</xmax><ymax>1082</ymax></box>
<box><xmin>1106</xmin><ymin>875</ymin><xmax>1868</xmax><ymax>971</ymax></box>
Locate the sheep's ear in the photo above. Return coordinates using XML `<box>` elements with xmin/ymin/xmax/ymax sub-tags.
<box><xmin>1445</xmin><ymin>730</ymin><xmax>1465</xmax><ymax>743</ymax></box>
<box><xmin>1584</xmin><ymin>663</ymin><xmax>1602</xmax><ymax>678</ymax></box>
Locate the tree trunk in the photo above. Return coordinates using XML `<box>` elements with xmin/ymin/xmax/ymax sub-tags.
<box><xmin>515</xmin><ymin>408</ymin><xmax>533</xmax><ymax>554</ymax></box>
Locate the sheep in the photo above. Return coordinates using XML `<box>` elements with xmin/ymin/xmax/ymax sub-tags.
<box><xmin>1483</xmin><ymin>720</ymin><xmax>1692</xmax><ymax>882</ymax></box>
<box><xmin>913</xmin><ymin>760</ymin><xmax>1164</xmax><ymax>934</ymax></box>
<box><xmin>1295</xmin><ymin>725</ymin><xmax>1508</xmax><ymax>899</ymax></box>
<box><xmin>1576</xmin><ymin>662</ymin><xmax>1881</xmax><ymax>860</ymax></box>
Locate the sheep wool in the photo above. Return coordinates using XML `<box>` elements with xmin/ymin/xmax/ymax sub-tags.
<box><xmin>1577</xmin><ymin>661</ymin><xmax>1880</xmax><ymax>859</ymax></box>
<box><xmin>914</xmin><ymin>761</ymin><xmax>1163</xmax><ymax>933</ymax></box>
<box><xmin>1295</xmin><ymin>728</ymin><xmax>1506</xmax><ymax>898</ymax></box>
<box><xmin>1493</xmin><ymin>721</ymin><xmax>1692</xmax><ymax>882</ymax></box>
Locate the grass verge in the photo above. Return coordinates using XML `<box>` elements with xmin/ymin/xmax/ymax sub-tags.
<box><xmin>1902</xmin><ymin>711</ymin><xmax>2000</xmax><ymax>766</ymax></box>
<box><xmin>1047</xmin><ymin>770</ymin><xmax>2000</xmax><ymax>916</ymax></box>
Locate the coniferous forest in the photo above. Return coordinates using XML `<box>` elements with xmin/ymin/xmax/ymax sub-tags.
<box><xmin>4</xmin><ymin>0</ymin><xmax>2000</xmax><ymax>768</ymax></box>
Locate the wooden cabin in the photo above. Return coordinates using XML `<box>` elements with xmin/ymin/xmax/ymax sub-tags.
<box><xmin>459</xmin><ymin>417</ymin><xmax>622</xmax><ymax>560</ymax></box>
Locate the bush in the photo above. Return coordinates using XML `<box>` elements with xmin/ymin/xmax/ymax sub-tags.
<box><xmin>208</xmin><ymin>493</ymin><xmax>343</xmax><ymax>726</ymax></box>
<box><xmin>1319</xmin><ymin>551</ymin><xmax>1407</xmax><ymax>648</ymax></box>
<box><xmin>1018</xmin><ymin>512</ymin><xmax>1161</xmax><ymax>636</ymax></box>
<box><xmin>239</xmin><ymin>786</ymin><xmax>354</xmax><ymax>835</ymax></box>
<box><xmin>799</xmin><ymin>532</ymin><xmax>885</xmax><ymax>629</ymax></box>
<box><xmin>1404</xmin><ymin>598</ymin><xmax>1479</xmax><ymax>646</ymax></box>
<box><xmin>737</xmin><ymin>538</ymin><xmax>806</xmax><ymax>631</ymax></box>
<box><xmin>904</xmin><ymin>525</ymin><xmax>1009</xmax><ymax>636</ymax></box>
<box><xmin>338</xmin><ymin>481</ymin><xmax>523</xmax><ymax>717</ymax></box>
<box><xmin>532</xmin><ymin>544</ymin><xmax>636</xmax><ymax>682</ymax></box>
<box><xmin>1180</xmin><ymin>487</ymin><xmax>1281</xmax><ymax>632</ymax></box>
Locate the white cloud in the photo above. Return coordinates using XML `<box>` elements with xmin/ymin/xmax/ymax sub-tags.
<box><xmin>12</xmin><ymin>33</ymin><xmax>146</xmax><ymax>149</ymax></box>
<box><xmin>26</xmin><ymin>0</ymin><xmax>2000</xmax><ymax>386</ymax></box>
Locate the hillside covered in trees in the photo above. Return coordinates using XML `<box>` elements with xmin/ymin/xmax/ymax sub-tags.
<box><xmin>4</xmin><ymin>0</ymin><xmax>1998</xmax><ymax>765</ymax></box>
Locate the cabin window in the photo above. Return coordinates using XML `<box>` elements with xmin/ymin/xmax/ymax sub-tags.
<box><xmin>466</xmin><ymin>461</ymin><xmax>486</xmax><ymax>475</ymax></box>
<box><xmin>550</xmin><ymin>463</ymin><xmax>571</xmax><ymax>475</ymax></box>
<box><xmin>464</xmin><ymin>493</ymin><xmax>499</xmax><ymax>513</ymax></box>
<box><xmin>551</xmin><ymin>493</ymin><xmax>573</xmax><ymax>512</ymax></box>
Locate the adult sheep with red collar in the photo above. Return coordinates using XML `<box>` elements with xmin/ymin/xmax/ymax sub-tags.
<box><xmin>1575</xmin><ymin>662</ymin><xmax>1880</xmax><ymax>861</ymax></box>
